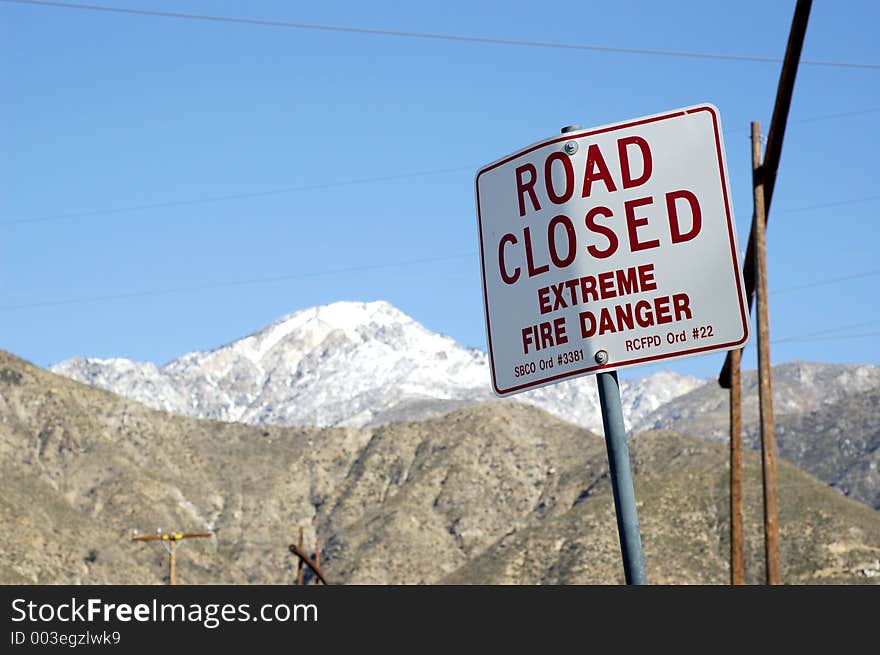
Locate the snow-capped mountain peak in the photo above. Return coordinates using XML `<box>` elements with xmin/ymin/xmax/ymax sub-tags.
<box><xmin>230</xmin><ymin>301</ymin><xmax>413</xmax><ymax>361</ymax></box>
<box><xmin>51</xmin><ymin>300</ymin><xmax>706</xmax><ymax>432</ymax></box>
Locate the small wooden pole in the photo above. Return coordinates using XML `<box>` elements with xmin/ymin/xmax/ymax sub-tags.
<box><xmin>729</xmin><ymin>346</ymin><xmax>745</xmax><ymax>585</ymax></box>
<box><xmin>132</xmin><ymin>531</ymin><xmax>213</xmax><ymax>586</ymax></box>
<box><xmin>169</xmin><ymin>540</ymin><xmax>177</xmax><ymax>586</ymax></box>
<box><xmin>296</xmin><ymin>527</ymin><xmax>305</xmax><ymax>585</ymax></box>
<box><xmin>752</xmin><ymin>121</ymin><xmax>781</xmax><ymax>585</ymax></box>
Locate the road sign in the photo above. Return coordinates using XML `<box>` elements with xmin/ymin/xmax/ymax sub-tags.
<box><xmin>476</xmin><ymin>104</ymin><xmax>749</xmax><ymax>396</ymax></box>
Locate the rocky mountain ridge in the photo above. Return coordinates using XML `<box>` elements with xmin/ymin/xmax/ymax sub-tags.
<box><xmin>2</xmin><ymin>349</ymin><xmax>879</xmax><ymax>585</ymax></box>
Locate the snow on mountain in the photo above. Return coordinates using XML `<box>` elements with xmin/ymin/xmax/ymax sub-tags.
<box><xmin>50</xmin><ymin>357</ymin><xmax>186</xmax><ymax>415</ymax></box>
<box><xmin>50</xmin><ymin>300</ymin><xmax>706</xmax><ymax>432</ymax></box>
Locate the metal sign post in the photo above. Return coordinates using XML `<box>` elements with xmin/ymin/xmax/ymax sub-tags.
<box><xmin>596</xmin><ymin>369</ymin><xmax>647</xmax><ymax>584</ymax></box>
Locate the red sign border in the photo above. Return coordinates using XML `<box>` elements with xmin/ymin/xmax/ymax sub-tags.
<box><xmin>475</xmin><ymin>104</ymin><xmax>749</xmax><ymax>396</ymax></box>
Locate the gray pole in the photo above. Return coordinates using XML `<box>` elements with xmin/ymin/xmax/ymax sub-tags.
<box><xmin>560</xmin><ymin>124</ymin><xmax>647</xmax><ymax>585</ymax></box>
<box><xmin>596</xmin><ymin>370</ymin><xmax>647</xmax><ymax>585</ymax></box>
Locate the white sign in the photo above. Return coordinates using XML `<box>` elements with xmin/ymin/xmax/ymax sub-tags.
<box><xmin>475</xmin><ymin>104</ymin><xmax>749</xmax><ymax>396</ymax></box>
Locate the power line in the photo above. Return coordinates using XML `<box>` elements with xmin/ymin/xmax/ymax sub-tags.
<box><xmin>0</xmin><ymin>252</ymin><xmax>475</xmax><ymax>311</ymax></box>
<box><xmin>1</xmin><ymin>259</ymin><xmax>876</xmax><ymax>314</ymax></box>
<box><xmin>5</xmin><ymin>170</ymin><xmax>879</xmax><ymax>231</ymax></box>
<box><xmin>780</xmin><ymin>107</ymin><xmax>880</xmax><ymax>124</ymax></box>
<box><xmin>770</xmin><ymin>269</ymin><xmax>880</xmax><ymax>294</ymax></box>
<box><xmin>3</xmin><ymin>106</ymin><xmax>878</xmax><ymax>228</ymax></box>
<box><xmin>772</xmin><ymin>194</ymin><xmax>880</xmax><ymax>214</ymax></box>
<box><xmin>0</xmin><ymin>167</ymin><xmax>471</xmax><ymax>226</ymax></box>
<box><xmin>771</xmin><ymin>319</ymin><xmax>880</xmax><ymax>343</ymax></box>
<box><xmin>738</xmin><ymin>320</ymin><xmax>880</xmax><ymax>347</ymax></box>
<box><xmin>771</xmin><ymin>331</ymin><xmax>880</xmax><ymax>344</ymax></box>
<box><xmin>724</xmin><ymin>107</ymin><xmax>880</xmax><ymax>134</ymax></box>
<box><xmin>4</xmin><ymin>0</ymin><xmax>879</xmax><ymax>70</ymax></box>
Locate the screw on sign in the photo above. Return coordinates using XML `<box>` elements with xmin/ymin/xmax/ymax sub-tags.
<box><xmin>474</xmin><ymin>105</ymin><xmax>749</xmax><ymax>584</ymax></box>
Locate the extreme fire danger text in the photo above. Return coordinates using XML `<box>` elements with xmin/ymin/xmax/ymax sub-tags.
<box><xmin>476</xmin><ymin>104</ymin><xmax>749</xmax><ymax>396</ymax></box>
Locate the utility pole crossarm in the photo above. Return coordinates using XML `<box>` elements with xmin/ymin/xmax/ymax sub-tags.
<box><xmin>131</xmin><ymin>530</ymin><xmax>215</xmax><ymax>585</ymax></box>
<box><xmin>132</xmin><ymin>532</ymin><xmax>212</xmax><ymax>542</ymax></box>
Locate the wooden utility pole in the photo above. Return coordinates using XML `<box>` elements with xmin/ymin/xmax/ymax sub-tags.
<box><xmin>752</xmin><ymin>122</ymin><xmax>781</xmax><ymax>584</ymax></box>
<box><xmin>132</xmin><ymin>531</ymin><xmax>213</xmax><ymax>585</ymax></box>
<box><xmin>719</xmin><ymin>0</ymin><xmax>811</xmax><ymax>586</ymax></box>
<box><xmin>729</xmin><ymin>346</ymin><xmax>744</xmax><ymax>585</ymax></box>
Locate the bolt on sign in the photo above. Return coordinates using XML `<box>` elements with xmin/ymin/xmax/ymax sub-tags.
<box><xmin>475</xmin><ymin>104</ymin><xmax>749</xmax><ymax>396</ymax></box>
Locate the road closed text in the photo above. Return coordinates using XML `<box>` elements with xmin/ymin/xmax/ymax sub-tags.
<box><xmin>496</xmin><ymin>135</ymin><xmax>702</xmax><ymax>286</ymax></box>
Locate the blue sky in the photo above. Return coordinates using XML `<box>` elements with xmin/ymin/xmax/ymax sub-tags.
<box><xmin>2</xmin><ymin>0</ymin><xmax>878</xmax><ymax>381</ymax></box>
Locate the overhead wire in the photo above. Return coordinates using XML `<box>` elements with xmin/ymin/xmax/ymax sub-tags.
<box><xmin>3</xmin><ymin>105</ymin><xmax>878</xmax><ymax>228</ymax></box>
<box><xmin>771</xmin><ymin>194</ymin><xmax>880</xmax><ymax>215</ymax></box>
<box><xmin>0</xmin><ymin>253</ymin><xmax>476</xmax><ymax>311</ymax></box>
<box><xmin>3</xmin><ymin>0</ymin><xmax>879</xmax><ymax>70</ymax></box>
<box><xmin>723</xmin><ymin>107</ymin><xmax>880</xmax><ymax>134</ymax></box>
<box><xmin>0</xmin><ymin>167</ymin><xmax>471</xmax><ymax>226</ymax></box>
<box><xmin>1</xmin><ymin>261</ymin><xmax>878</xmax><ymax>313</ymax></box>
<box><xmin>770</xmin><ymin>269</ymin><xmax>880</xmax><ymax>295</ymax></box>
<box><xmin>771</xmin><ymin>331</ymin><xmax>880</xmax><ymax>343</ymax></box>
<box><xmin>772</xmin><ymin>318</ymin><xmax>880</xmax><ymax>342</ymax></box>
